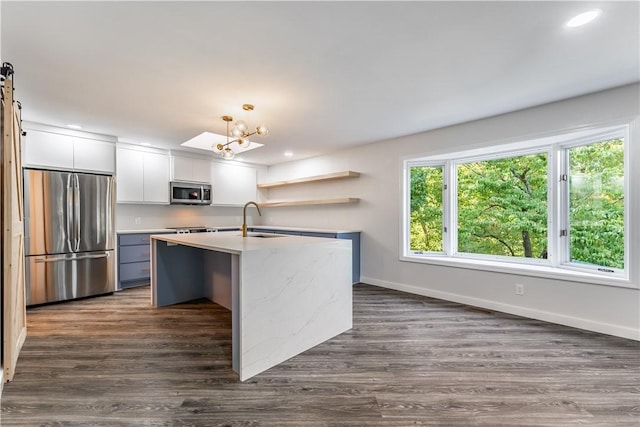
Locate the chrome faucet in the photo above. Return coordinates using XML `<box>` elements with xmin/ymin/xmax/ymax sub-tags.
<box><xmin>242</xmin><ymin>201</ymin><xmax>262</xmax><ymax>237</ymax></box>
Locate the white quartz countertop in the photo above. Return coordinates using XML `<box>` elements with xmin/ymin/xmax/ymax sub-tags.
<box><xmin>249</xmin><ymin>225</ymin><xmax>361</xmax><ymax>234</ymax></box>
<box><xmin>151</xmin><ymin>232</ymin><xmax>343</xmax><ymax>255</ymax></box>
<box><xmin>118</xmin><ymin>225</ymin><xmax>359</xmax><ymax>235</ymax></box>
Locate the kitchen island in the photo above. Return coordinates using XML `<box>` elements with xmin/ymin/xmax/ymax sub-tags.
<box><xmin>150</xmin><ymin>232</ymin><xmax>352</xmax><ymax>381</ymax></box>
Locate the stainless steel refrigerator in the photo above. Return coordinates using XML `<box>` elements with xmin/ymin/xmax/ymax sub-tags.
<box><xmin>24</xmin><ymin>169</ymin><xmax>115</xmax><ymax>306</ymax></box>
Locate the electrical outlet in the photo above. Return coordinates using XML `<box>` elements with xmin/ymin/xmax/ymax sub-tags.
<box><xmin>134</xmin><ymin>217</ymin><xmax>142</xmax><ymax>225</ymax></box>
<box><xmin>515</xmin><ymin>283</ymin><xmax>525</xmax><ymax>295</ymax></box>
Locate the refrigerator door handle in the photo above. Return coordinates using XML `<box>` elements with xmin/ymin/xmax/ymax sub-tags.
<box><xmin>73</xmin><ymin>174</ymin><xmax>81</xmax><ymax>252</ymax></box>
<box><xmin>75</xmin><ymin>253</ymin><xmax>110</xmax><ymax>261</ymax></box>
<box><xmin>34</xmin><ymin>253</ymin><xmax>110</xmax><ymax>263</ymax></box>
<box><xmin>34</xmin><ymin>257</ymin><xmax>68</xmax><ymax>263</ymax></box>
<box><xmin>66</xmin><ymin>174</ymin><xmax>74</xmax><ymax>251</ymax></box>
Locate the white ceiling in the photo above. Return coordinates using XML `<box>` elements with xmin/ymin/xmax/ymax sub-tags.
<box><xmin>2</xmin><ymin>1</ymin><xmax>638</xmax><ymax>166</ymax></box>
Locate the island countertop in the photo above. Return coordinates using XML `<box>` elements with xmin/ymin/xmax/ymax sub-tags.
<box><xmin>250</xmin><ymin>225</ymin><xmax>361</xmax><ymax>234</ymax></box>
<box><xmin>150</xmin><ymin>231</ymin><xmax>338</xmax><ymax>255</ymax></box>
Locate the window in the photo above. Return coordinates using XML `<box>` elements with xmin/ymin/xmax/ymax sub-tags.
<box><xmin>566</xmin><ymin>138</ymin><xmax>625</xmax><ymax>272</ymax></box>
<box><xmin>409</xmin><ymin>165</ymin><xmax>443</xmax><ymax>252</ymax></box>
<box><xmin>404</xmin><ymin>126</ymin><xmax>629</xmax><ymax>281</ymax></box>
<box><xmin>457</xmin><ymin>152</ymin><xmax>548</xmax><ymax>259</ymax></box>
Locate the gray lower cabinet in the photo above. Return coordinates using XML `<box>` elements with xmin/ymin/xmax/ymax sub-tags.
<box><xmin>117</xmin><ymin>232</ymin><xmax>172</xmax><ymax>289</ymax></box>
<box><xmin>249</xmin><ymin>228</ymin><xmax>361</xmax><ymax>284</ymax></box>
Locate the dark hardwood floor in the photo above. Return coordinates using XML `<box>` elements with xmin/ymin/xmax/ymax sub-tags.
<box><xmin>1</xmin><ymin>284</ymin><xmax>638</xmax><ymax>426</ymax></box>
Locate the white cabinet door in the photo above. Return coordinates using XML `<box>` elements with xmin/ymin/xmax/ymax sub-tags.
<box><xmin>171</xmin><ymin>156</ymin><xmax>193</xmax><ymax>181</ymax></box>
<box><xmin>73</xmin><ymin>138</ymin><xmax>115</xmax><ymax>173</ymax></box>
<box><xmin>143</xmin><ymin>152</ymin><xmax>170</xmax><ymax>203</ymax></box>
<box><xmin>192</xmin><ymin>158</ymin><xmax>211</xmax><ymax>183</ymax></box>
<box><xmin>116</xmin><ymin>147</ymin><xmax>144</xmax><ymax>202</ymax></box>
<box><xmin>23</xmin><ymin>129</ymin><xmax>115</xmax><ymax>173</ymax></box>
<box><xmin>23</xmin><ymin>130</ymin><xmax>74</xmax><ymax>170</ymax></box>
<box><xmin>172</xmin><ymin>155</ymin><xmax>211</xmax><ymax>183</ymax></box>
<box><xmin>211</xmin><ymin>162</ymin><xmax>257</xmax><ymax>205</ymax></box>
<box><xmin>117</xmin><ymin>148</ymin><xmax>170</xmax><ymax>203</ymax></box>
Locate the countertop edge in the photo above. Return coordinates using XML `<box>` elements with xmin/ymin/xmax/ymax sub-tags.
<box><xmin>117</xmin><ymin>226</ymin><xmax>360</xmax><ymax>235</ymax></box>
<box><xmin>150</xmin><ymin>233</ymin><xmax>349</xmax><ymax>254</ymax></box>
<box><xmin>251</xmin><ymin>225</ymin><xmax>361</xmax><ymax>234</ymax></box>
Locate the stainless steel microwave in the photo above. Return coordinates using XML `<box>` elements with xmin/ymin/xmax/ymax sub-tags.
<box><xmin>169</xmin><ymin>182</ymin><xmax>212</xmax><ymax>205</ymax></box>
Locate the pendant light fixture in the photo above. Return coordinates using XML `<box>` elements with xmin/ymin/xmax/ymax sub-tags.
<box><xmin>214</xmin><ymin>104</ymin><xmax>269</xmax><ymax>160</ymax></box>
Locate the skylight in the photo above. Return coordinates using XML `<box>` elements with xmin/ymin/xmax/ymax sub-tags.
<box><xmin>180</xmin><ymin>132</ymin><xmax>263</xmax><ymax>155</ymax></box>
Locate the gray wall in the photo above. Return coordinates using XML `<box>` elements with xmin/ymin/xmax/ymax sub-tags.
<box><xmin>261</xmin><ymin>83</ymin><xmax>640</xmax><ymax>339</ymax></box>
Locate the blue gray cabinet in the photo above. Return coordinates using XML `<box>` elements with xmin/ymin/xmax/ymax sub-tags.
<box><xmin>117</xmin><ymin>232</ymin><xmax>172</xmax><ymax>289</ymax></box>
<box><xmin>249</xmin><ymin>228</ymin><xmax>360</xmax><ymax>284</ymax></box>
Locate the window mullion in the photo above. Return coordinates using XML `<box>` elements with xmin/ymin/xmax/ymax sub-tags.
<box><xmin>557</xmin><ymin>147</ymin><xmax>569</xmax><ymax>266</ymax></box>
<box><xmin>444</xmin><ymin>161</ymin><xmax>456</xmax><ymax>256</ymax></box>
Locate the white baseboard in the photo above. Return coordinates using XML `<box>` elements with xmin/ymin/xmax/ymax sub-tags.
<box><xmin>360</xmin><ymin>276</ymin><xmax>639</xmax><ymax>341</ymax></box>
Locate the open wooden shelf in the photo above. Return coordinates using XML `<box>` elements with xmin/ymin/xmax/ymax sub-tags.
<box><xmin>257</xmin><ymin>171</ymin><xmax>360</xmax><ymax>189</ymax></box>
<box><xmin>259</xmin><ymin>198</ymin><xmax>360</xmax><ymax>207</ymax></box>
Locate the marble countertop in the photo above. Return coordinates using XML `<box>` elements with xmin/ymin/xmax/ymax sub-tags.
<box><xmin>118</xmin><ymin>225</ymin><xmax>359</xmax><ymax>235</ymax></box>
<box><xmin>151</xmin><ymin>232</ymin><xmax>343</xmax><ymax>255</ymax></box>
<box><xmin>248</xmin><ymin>225</ymin><xmax>361</xmax><ymax>234</ymax></box>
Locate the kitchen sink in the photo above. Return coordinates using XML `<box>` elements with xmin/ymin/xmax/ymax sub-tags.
<box><xmin>242</xmin><ymin>233</ymin><xmax>285</xmax><ymax>238</ymax></box>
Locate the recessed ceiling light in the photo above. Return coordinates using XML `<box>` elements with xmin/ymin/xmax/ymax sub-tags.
<box><xmin>66</xmin><ymin>124</ymin><xmax>82</xmax><ymax>130</ymax></box>
<box><xmin>284</xmin><ymin>151</ymin><xmax>293</xmax><ymax>157</ymax></box>
<box><xmin>566</xmin><ymin>9</ymin><xmax>602</xmax><ymax>28</ymax></box>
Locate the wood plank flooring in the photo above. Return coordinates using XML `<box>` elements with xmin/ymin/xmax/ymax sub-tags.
<box><xmin>1</xmin><ymin>284</ymin><xmax>638</xmax><ymax>426</ymax></box>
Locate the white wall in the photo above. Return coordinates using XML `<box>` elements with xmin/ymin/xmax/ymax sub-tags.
<box><xmin>262</xmin><ymin>83</ymin><xmax>640</xmax><ymax>340</ymax></box>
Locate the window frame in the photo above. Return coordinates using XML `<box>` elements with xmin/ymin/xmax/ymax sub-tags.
<box><xmin>557</xmin><ymin>128</ymin><xmax>629</xmax><ymax>276</ymax></box>
<box><xmin>401</xmin><ymin>124</ymin><xmax>632</xmax><ymax>288</ymax></box>
<box><xmin>450</xmin><ymin>146</ymin><xmax>552</xmax><ymax>264</ymax></box>
<box><xmin>405</xmin><ymin>160</ymin><xmax>447</xmax><ymax>256</ymax></box>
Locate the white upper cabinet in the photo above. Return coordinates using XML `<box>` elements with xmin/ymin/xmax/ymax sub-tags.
<box><xmin>193</xmin><ymin>159</ymin><xmax>212</xmax><ymax>183</ymax></box>
<box><xmin>143</xmin><ymin>152</ymin><xmax>170</xmax><ymax>203</ymax></box>
<box><xmin>116</xmin><ymin>148</ymin><xmax>144</xmax><ymax>203</ymax></box>
<box><xmin>23</xmin><ymin>130</ymin><xmax>74</xmax><ymax>170</ymax></box>
<box><xmin>73</xmin><ymin>137</ymin><xmax>116</xmax><ymax>173</ymax></box>
<box><xmin>23</xmin><ymin>129</ymin><xmax>115</xmax><ymax>173</ymax></box>
<box><xmin>211</xmin><ymin>162</ymin><xmax>257</xmax><ymax>206</ymax></box>
<box><xmin>171</xmin><ymin>155</ymin><xmax>211</xmax><ymax>183</ymax></box>
<box><xmin>116</xmin><ymin>146</ymin><xmax>170</xmax><ymax>204</ymax></box>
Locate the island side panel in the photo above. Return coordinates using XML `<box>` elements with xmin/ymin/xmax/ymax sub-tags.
<box><xmin>237</xmin><ymin>239</ymin><xmax>352</xmax><ymax>381</ymax></box>
<box><xmin>151</xmin><ymin>239</ymin><xmax>205</xmax><ymax>307</ymax></box>
<box><xmin>231</xmin><ymin>254</ymin><xmax>240</xmax><ymax>374</ymax></box>
<box><xmin>203</xmin><ymin>251</ymin><xmax>233</xmax><ymax>310</ymax></box>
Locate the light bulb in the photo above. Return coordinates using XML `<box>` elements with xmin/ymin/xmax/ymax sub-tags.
<box><xmin>231</xmin><ymin>126</ymin><xmax>244</xmax><ymax>138</ymax></box>
<box><xmin>221</xmin><ymin>147</ymin><xmax>235</xmax><ymax>159</ymax></box>
<box><xmin>256</xmin><ymin>124</ymin><xmax>270</xmax><ymax>136</ymax></box>
<box><xmin>235</xmin><ymin>120</ymin><xmax>248</xmax><ymax>132</ymax></box>
<box><xmin>237</xmin><ymin>138</ymin><xmax>250</xmax><ymax>148</ymax></box>
<box><xmin>214</xmin><ymin>143</ymin><xmax>224</xmax><ymax>152</ymax></box>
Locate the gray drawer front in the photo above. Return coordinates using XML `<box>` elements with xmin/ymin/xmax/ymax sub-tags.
<box><xmin>119</xmin><ymin>244</ymin><xmax>151</xmax><ymax>263</ymax></box>
<box><xmin>119</xmin><ymin>234</ymin><xmax>152</xmax><ymax>246</ymax></box>
<box><xmin>119</xmin><ymin>261</ymin><xmax>151</xmax><ymax>282</ymax></box>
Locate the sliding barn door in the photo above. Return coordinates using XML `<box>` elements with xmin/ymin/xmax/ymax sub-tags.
<box><xmin>1</xmin><ymin>64</ymin><xmax>27</xmax><ymax>383</ymax></box>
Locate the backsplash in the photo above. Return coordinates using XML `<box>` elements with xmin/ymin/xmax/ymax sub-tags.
<box><xmin>116</xmin><ymin>203</ymin><xmax>262</xmax><ymax>230</ymax></box>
